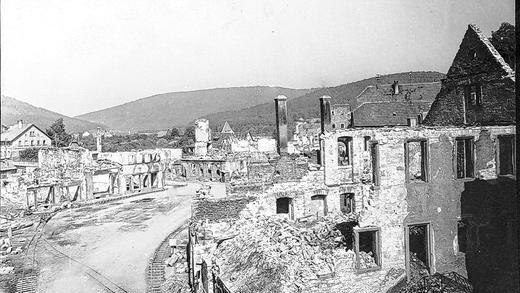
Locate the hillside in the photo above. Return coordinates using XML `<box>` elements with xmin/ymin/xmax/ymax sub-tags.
<box><xmin>0</xmin><ymin>95</ymin><xmax>106</xmax><ymax>133</ymax></box>
<box><xmin>202</xmin><ymin>71</ymin><xmax>445</xmax><ymax>136</ymax></box>
<box><xmin>76</xmin><ymin>86</ymin><xmax>313</xmax><ymax>132</ymax></box>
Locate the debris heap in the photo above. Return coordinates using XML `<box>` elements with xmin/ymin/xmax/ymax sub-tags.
<box><xmin>214</xmin><ymin>214</ymin><xmax>358</xmax><ymax>293</ymax></box>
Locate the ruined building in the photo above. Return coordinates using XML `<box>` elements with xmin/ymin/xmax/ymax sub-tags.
<box><xmin>185</xmin><ymin>23</ymin><xmax>516</xmax><ymax>293</ymax></box>
<box><xmin>1</xmin><ymin>147</ymin><xmax>181</xmax><ymax>211</ymax></box>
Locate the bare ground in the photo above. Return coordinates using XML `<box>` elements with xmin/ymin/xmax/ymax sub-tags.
<box><xmin>34</xmin><ymin>184</ymin><xmax>197</xmax><ymax>293</ymax></box>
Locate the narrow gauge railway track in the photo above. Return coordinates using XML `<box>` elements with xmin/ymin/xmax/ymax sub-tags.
<box><xmin>40</xmin><ymin>238</ymin><xmax>130</xmax><ymax>293</ymax></box>
<box><xmin>146</xmin><ymin>222</ymin><xmax>188</xmax><ymax>293</ymax></box>
<box><xmin>17</xmin><ymin>211</ymin><xmax>129</xmax><ymax>293</ymax></box>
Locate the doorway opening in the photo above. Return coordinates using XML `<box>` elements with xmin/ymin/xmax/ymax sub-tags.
<box><xmin>406</xmin><ymin>223</ymin><xmax>431</xmax><ymax>281</ymax></box>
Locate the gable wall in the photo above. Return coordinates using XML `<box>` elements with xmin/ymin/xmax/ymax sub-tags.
<box><xmin>424</xmin><ymin>26</ymin><xmax>515</xmax><ymax>126</ymax></box>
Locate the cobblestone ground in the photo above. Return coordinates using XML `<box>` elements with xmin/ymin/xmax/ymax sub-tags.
<box><xmin>33</xmin><ymin>184</ymin><xmax>196</xmax><ymax>293</ymax></box>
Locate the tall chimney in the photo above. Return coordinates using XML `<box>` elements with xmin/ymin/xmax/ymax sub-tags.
<box><xmin>319</xmin><ymin>96</ymin><xmax>332</xmax><ymax>133</ymax></box>
<box><xmin>96</xmin><ymin>127</ymin><xmax>102</xmax><ymax>152</ymax></box>
<box><xmin>18</xmin><ymin>120</ymin><xmax>23</xmax><ymax>129</ymax></box>
<box><xmin>274</xmin><ymin>95</ymin><xmax>288</xmax><ymax>154</ymax></box>
<box><xmin>392</xmin><ymin>81</ymin><xmax>399</xmax><ymax>95</ymax></box>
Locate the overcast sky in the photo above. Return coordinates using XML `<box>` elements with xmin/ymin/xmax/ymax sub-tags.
<box><xmin>1</xmin><ymin>0</ymin><xmax>515</xmax><ymax>117</ymax></box>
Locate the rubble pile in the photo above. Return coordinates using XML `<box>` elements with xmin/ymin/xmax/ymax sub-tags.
<box><xmin>214</xmin><ymin>214</ymin><xmax>358</xmax><ymax>293</ymax></box>
<box><xmin>358</xmin><ymin>251</ymin><xmax>377</xmax><ymax>269</ymax></box>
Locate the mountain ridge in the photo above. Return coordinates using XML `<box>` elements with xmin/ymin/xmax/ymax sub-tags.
<box><xmin>201</xmin><ymin>71</ymin><xmax>446</xmax><ymax>136</ymax></box>
<box><xmin>75</xmin><ymin>86</ymin><xmax>313</xmax><ymax>132</ymax></box>
<box><xmin>1</xmin><ymin>95</ymin><xmax>106</xmax><ymax>133</ymax></box>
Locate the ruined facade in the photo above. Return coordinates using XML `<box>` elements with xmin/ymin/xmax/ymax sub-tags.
<box><xmin>424</xmin><ymin>24</ymin><xmax>515</xmax><ymax>126</ymax></box>
<box><xmin>0</xmin><ymin>147</ymin><xmax>181</xmax><ymax>211</ymax></box>
<box><xmin>186</xmin><ymin>23</ymin><xmax>516</xmax><ymax>293</ymax></box>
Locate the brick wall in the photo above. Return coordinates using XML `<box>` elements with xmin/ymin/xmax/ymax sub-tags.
<box><xmin>192</xmin><ymin>197</ymin><xmax>255</xmax><ymax>223</ymax></box>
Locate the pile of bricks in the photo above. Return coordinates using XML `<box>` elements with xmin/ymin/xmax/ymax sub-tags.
<box><xmin>213</xmin><ymin>214</ymin><xmax>358</xmax><ymax>293</ymax></box>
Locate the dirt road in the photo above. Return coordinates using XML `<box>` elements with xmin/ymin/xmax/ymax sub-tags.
<box><xmin>35</xmin><ymin>184</ymin><xmax>197</xmax><ymax>293</ymax></box>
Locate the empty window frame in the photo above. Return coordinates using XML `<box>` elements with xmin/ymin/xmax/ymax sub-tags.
<box><xmin>311</xmin><ymin>194</ymin><xmax>328</xmax><ymax>217</ymax></box>
<box><xmin>455</xmin><ymin>137</ymin><xmax>474</xmax><ymax>179</ymax></box>
<box><xmin>338</xmin><ymin>136</ymin><xmax>353</xmax><ymax>166</ymax></box>
<box><xmin>405</xmin><ymin>140</ymin><xmax>428</xmax><ymax>182</ymax></box>
<box><xmin>355</xmin><ymin>228</ymin><xmax>381</xmax><ymax>271</ymax></box>
<box><xmin>498</xmin><ymin>135</ymin><xmax>515</xmax><ymax>175</ymax></box>
<box><xmin>371</xmin><ymin>142</ymin><xmax>380</xmax><ymax>186</ymax></box>
<box><xmin>340</xmin><ymin>193</ymin><xmax>355</xmax><ymax>214</ymax></box>
<box><xmin>364</xmin><ymin>136</ymin><xmax>371</xmax><ymax>151</ymax></box>
<box><xmin>276</xmin><ymin>197</ymin><xmax>293</xmax><ymax>219</ymax></box>
<box><xmin>464</xmin><ymin>84</ymin><xmax>482</xmax><ymax>107</ymax></box>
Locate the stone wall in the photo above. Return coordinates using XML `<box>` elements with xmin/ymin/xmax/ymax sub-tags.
<box><xmin>331</xmin><ymin>104</ymin><xmax>352</xmax><ymax>129</ymax></box>
<box><xmin>320</xmin><ymin>125</ymin><xmax>515</xmax><ymax>282</ymax></box>
<box><xmin>424</xmin><ymin>25</ymin><xmax>515</xmax><ymax>126</ymax></box>
<box><xmin>192</xmin><ymin>197</ymin><xmax>255</xmax><ymax>223</ymax></box>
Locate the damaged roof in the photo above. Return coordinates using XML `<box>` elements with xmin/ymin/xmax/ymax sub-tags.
<box><xmin>351</xmin><ymin>101</ymin><xmax>432</xmax><ymax>127</ymax></box>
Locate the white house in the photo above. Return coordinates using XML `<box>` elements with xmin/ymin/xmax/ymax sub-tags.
<box><xmin>0</xmin><ymin>120</ymin><xmax>52</xmax><ymax>159</ymax></box>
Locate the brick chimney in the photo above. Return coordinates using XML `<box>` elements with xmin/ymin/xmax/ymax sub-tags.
<box><xmin>319</xmin><ymin>96</ymin><xmax>332</xmax><ymax>133</ymax></box>
<box><xmin>274</xmin><ymin>95</ymin><xmax>288</xmax><ymax>154</ymax></box>
<box><xmin>96</xmin><ymin>127</ymin><xmax>102</xmax><ymax>152</ymax></box>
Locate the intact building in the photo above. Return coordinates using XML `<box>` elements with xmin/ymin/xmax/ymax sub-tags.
<box><xmin>0</xmin><ymin>120</ymin><xmax>52</xmax><ymax>159</ymax></box>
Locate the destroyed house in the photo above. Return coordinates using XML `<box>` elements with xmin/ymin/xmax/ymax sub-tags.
<box><xmin>330</xmin><ymin>81</ymin><xmax>441</xmax><ymax>129</ymax></box>
<box><xmin>424</xmin><ymin>24</ymin><xmax>515</xmax><ymax>126</ymax></box>
<box><xmin>188</xmin><ymin>23</ymin><xmax>516</xmax><ymax>293</ymax></box>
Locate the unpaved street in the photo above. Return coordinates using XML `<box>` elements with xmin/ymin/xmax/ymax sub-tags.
<box><xmin>34</xmin><ymin>184</ymin><xmax>196</xmax><ymax>293</ymax></box>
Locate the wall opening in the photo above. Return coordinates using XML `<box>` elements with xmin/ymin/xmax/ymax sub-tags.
<box><xmin>456</xmin><ymin>137</ymin><xmax>474</xmax><ymax>179</ymax></box>
<box><xmin>143</xmin><ymin>174</ymin><xmax>149</xmax><ymax>188</ymax></box>
<box><xmin>406</xmin><ymin>223</ymin><xmax>431</xmax><ymax>281</ymax></box>
<box><xmin>310</xmin><ymin>194</ymin><xmax>327</xmax><ymax>217</ymax></box>
<box><xmin>464</xmin><ymin>84</ymin><xmax>482</xmax><ymax>107</ymax></box>
<box><xmin>498</xmin><ymin>135</ymin><xmax>515</xmax><ymax>175</ymax></box>
<box><xmin>405</xmin><ymin>140</ymin><xmax>428</xmax><ymax>182</ymax></box>
<box><xmin>370</xmin><ymin>142</ymin><xmax>380</xmax><ymax>186</ymax></box>
<box><xmin>338</xmin><ymin>136</ymin><xmax>353</xmax><ymax>166</ymax></box>
<box><xmin>340</xmin><ymin>193</ymin><xmax>355</xmax><ymax>214</ymax></box>
<box><xmin>355</xmin><ymin>228</ymin><xmax>381</xmax><ymax>271</ymax></box>
<box><xmin>364</xmin><ymin>136</ymin><xmax>371</xmax><ymax>151</ymax></box>
<box><xmin>151</xmin><ymin>172</ymin><xmax>158</xmax><ymax>188</ymax></box>
<box><xmin>276</xmin><ymin>197</ymin><xmax>293</xmax><ymax>219</ymax></box>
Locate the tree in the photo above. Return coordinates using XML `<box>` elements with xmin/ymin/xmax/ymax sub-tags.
<box><xmin>19</xmin><ymin>148</ymin><xmax>39</xmax><ymax>161</ymax></box>
<box><xmin>169</xmin><ymin>127</ymin><xmax>181</xmax><ymax>139</ymax></box>
<box><xmin>178</xmin><ymin>126</ymin><xmax>195</xmax><ymax>148</ymax></box>
<box><xmin>490</xmin><ymin>22</ymin><xmax>515</xmax><ymax>70</ymax></box>
<box><xmin>46</xmin><ymin>118</ymin><xmax>72</xmax><ymax>147</ymax></box>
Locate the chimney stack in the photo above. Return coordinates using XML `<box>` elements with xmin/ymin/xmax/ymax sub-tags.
<box><xmin>274</xmin><ymin>95</ymin><xmax>288</xmax><ymax>154</ymax></box>
<box><xmin>319</xmin><ymin>96</ymin><xmax>332</xmax><ymax>133</ymax></box>
<box><xmin>194</xmin><ymin>119</ymin><xmax>211</xmax><ymax>157</ymax></box>
<box><xmin>392</xmin><ymin>81</ymin><xmax>399</xmax><ymax>95</ymax></box>
<box><xmin>18</xmin><ymin>120</ymin><xmax>23</xmax><ymax>129</ymax></box>
<box><xmin>96</xmin><ymin>127</ymin><xmax>102</xmax><ymax>152</ymax></box>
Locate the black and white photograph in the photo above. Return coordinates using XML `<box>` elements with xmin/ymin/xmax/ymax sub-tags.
<box><xmin>0</xmin><ymin>1</ymin><xmax>517</xmax><ymax>292</ymax></box>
